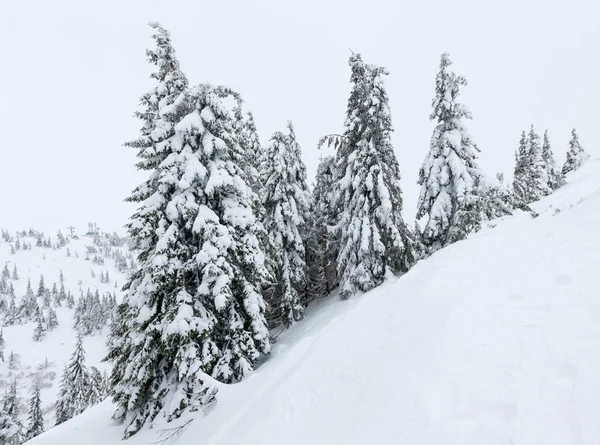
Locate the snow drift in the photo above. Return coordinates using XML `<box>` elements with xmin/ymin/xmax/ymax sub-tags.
<box><xmin>30</xmin><ymin>159</ymin><xmax>600</xmax><ymax>444</ymax></box>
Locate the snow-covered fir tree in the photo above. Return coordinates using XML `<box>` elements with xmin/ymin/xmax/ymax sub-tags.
<box><xmin>106</xmin><ymin>23</ymin><xmax>269</xmax><ymax>439</ymax></box>
<box><xmin>36</xmin><ymin>276</ymin><xmax>46</xmax><ymax>299</ymax></box>
<box><xmin>55</xmin><ymin>334</ymin><xmax>90</xmax><ymax>425</ymax></box>
<box><xmin>1</xmin><ymin>265</ymin><xmax>9</xmax><ymax>280</ymax></box>
<box><xmin>11</xmin><ymin>266</ymin><xmax>18</xmax><ymax>281</ymax></box>
<box><xmin>2</xmin><ymin>379</ymin><xmax>20</xmax><ymax>440</ymax></box>
<box><xmin>525</xmin><ymin>125</ymin><xmax>551</xmax><ymax>201</ymax></box>
<box><xmin>32</xmin><ymin>318</ymin><xmax>45</xmax><ymax>342</ymax></box>
<box><xmin>260</xmin><ymin>122</ymin><xmax>311</xmax><ymax>326</ymax></box>
<box><xmin>233</xmin><ymin>107</ymin><xmax>263</xmax><ymax>193</ymax></box>
<box><xmin>306</xmin><ymin>155</ymin><xmax>338</xmax><ymax>299</ymax></box>
<box><xmin>562</xmin><ymin>128</ymin><xmax>590</xmax><ymax>175</ymax></box>
<box><xmin>24</xmin><ymin>384</ymin><xmax>44</xmax><ymax>441</ymax></box>
<box><xmin>512</xmin><ymin>130</ymin><xmax>531</xmax><ymax>206</ymax></box>
<box><xmin>88</xmin><ymin>366</ymin><xmax>107</xmax><ymax>406</ymax></box>
<box><xmin>332</xmin><ymin>53</ymin><xmax>414</xmax><ymax>299</ymax></box>
<box><xmin>541</xmin><ymin>130</ymin><xmax>565</xmax><ymax>190</ymax></box>
<box><xmin>417</xmin><ymin>53</ymin><xmax>506</xmax><ymax>250</ymax></box>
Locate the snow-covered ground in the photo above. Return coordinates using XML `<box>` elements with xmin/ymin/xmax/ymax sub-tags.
<box><xmin>30</xmin><ymin>159</ymin><xmax>600</xmax><ymax>444</ymax></box>
<box><xmin>0</xmin><ymin>233</ymin><xmax>129</xmax><ymax>429</ymax></box>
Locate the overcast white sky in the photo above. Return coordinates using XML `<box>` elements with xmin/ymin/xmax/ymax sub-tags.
<box><xmin>1</xmin><ymin>0</ymin><xmax>598</xmax><ymax>235</ymax></box>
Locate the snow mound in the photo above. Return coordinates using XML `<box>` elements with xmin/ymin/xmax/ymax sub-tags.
<box><xmin>31</xmin><ymin>159</ymin><xmax>600</xmax><ymax>444</ymax></box>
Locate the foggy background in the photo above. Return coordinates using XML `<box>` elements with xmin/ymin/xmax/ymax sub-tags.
<box><xmin>1</xmin><ymin>0</ymin><xmax>597</xmax><ymax>234</ymax></box>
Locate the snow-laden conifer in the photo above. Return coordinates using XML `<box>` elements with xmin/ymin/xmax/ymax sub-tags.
<box><xmin>562</xmin><ymin>128</ymin><xmax>589</xmax><ymax>175</ymax></box>
<box><xmin>332</xmin><ymin>53</ymin><xmax>414</xmax><ymax>299</ymax></box>
<box><xmin>417</xmin><ymin>53</ymin><xmax>507</xmax><ymax>249</ymax></box>
<box><xmin>260</xmin><ymin>122</ymin><xmax>311</xmax><ymax>326</ymax></box>
<box><xmin>541</xmin><ymin>130</ymin><xmax>565</xmax><ymax>190</ymax></box>
<box><xmin>106</xmin><ymin>25</ymin><xmax>269</xmax><ymax>438</ymax></box>
<box><xmin>25</xmin><ymin>384</ymin><xmax>44</xmax><ymax>441</ymax></box>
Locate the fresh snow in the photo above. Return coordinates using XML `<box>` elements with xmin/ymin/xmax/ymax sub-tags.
<box><xmin>0</xmin><ymin>234</ymin><xmax>129</xmax><ymax>431</ymax></box>
<box><xmin>30</xmin><ymin>159</ymin><xmax>600</xmax><ymax>444</ymax></box>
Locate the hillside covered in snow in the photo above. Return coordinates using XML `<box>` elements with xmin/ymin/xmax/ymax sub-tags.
<box><xmin>25</xmin><ymin>159</ymin><xmax>600</xmax><ymax>445</ymax></box>
<box><xmin>0</xmin><ymin>230</ymin><xmax>134</xmax><ymax>436</ymax></box>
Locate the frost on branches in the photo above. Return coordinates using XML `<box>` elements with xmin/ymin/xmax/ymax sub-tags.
<box><xmin>417</xmin><ymin>53</ymin><xmax>509</xmax><ymax>251</ymax></box>
<box><xmin>562</xmin><ymin>129</ymin><xmax>589</xmax><ymax>175</ymax></box>
<box><xmin>106</xmin><ymin>24</ymin><xmax>270</xmax><ymax>438</ymax></box>
<box><xmin>333</xmin><ymin>53</ymin><xmax>414</xmax><ymax>300</ymax></box>
<box><xmin>260</xmin><ymin>122</ymin><xmax>311</xmax><ymax>328</ymax></box>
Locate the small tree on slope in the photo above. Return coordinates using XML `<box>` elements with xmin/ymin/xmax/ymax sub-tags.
<box><xmin>260</xmin><ymin>122</ymin><xmax>311</xmax><ymax>327</ymax></box>
<box><xmin>332</xmin><ymin>53</ymin><xmax>414</xmax><ymax>299</ymax></box>
<box><xmin>106</xmin><ymin>31</ymin><xmax>269</xmax><ymax>437</ymax></box>
<box><xmin>525</xmin><ymin>125</ymin><xmax>551</xmax><ymax>201</ymax></box>
<box><xmin>25</xmin><ymin>384</ymin><xmax>44</xmax><ymax>441</ymax></box>
<box><xmin>542</xmin><ymin>130</ymin><xmax>565</xmax><ymax>190</ymax></box>
<box><xmin>562</xmin><ymin>128</ymin><xmax>590</xmax><ymax>175</ymax></box>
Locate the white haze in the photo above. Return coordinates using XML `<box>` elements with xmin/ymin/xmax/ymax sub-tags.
<box><xmin>1</xmin><ymin>0</ymin><xmax>598</xmax><ymax>233</ymax></box>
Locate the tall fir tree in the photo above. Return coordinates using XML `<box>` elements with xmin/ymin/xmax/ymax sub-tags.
<box><xmin>106</xmin><ymin>24</ymin><xmax>269</xmax><ymax>439</ymax></box>
<box><xmin>562</xmin><ymin>128</ymin><xmax>590</xmax><ymax>175</ymax></box>
<box><xmin>55</xmin><ymin>334</ymin><xmax>90</xmax><ymax>425</ymax></box>
<box><xmin>25</xmin><ymin>383</ymin><xmax>44</xmax><ymax>441</ymax></box>
<box><xmin>417</xmin><ymin>53</ymin><xmax>495</xmax><ymax>250</ymax></box>
<box><xmin>331</xmin><ymin>53</ymin><xmax>414</xmax><ymax>299</ymax></box>
<box><xmin>260</xmin><ymin>122</ymin><xmax>311</xmax><ymax>327</ymax></box>
<box><xmin>541</xmin><ymin>130</ymin><xmax>565</xmax><ymax>190</ymax></box>
<box><xmin>306</xmin><ymin>155</ymin><xmax>338</xmax><ymax>299</ymax></box>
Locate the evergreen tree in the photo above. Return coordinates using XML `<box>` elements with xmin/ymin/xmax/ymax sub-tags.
<box><xmin>66</xmin><ymin>291</ymin><xmax>75</xmax><ymax>309</ymax></box>
<box><xmin>46</xmin><ymin>307</ymin><xmax>59</xmax><ymax>331</ymax></box>
<box><xmin>87</xmin><ymin>366</ymin><xmax>106</xmax><ymax>406</ymax></box>
<box><xmin>233</xmin><ymin>108</ymin><xmax>263</xmax><ymax>193</ymax></box>
<box><xmin>11</xmin><ymin>265</ymin><xmax>18</xmax><ymax>281</ymax></box>
<box><xmin>0</xmin><ymin>380</ymin><xmax>22</xmax><ymax>445</ymax></box>
<box><xmin>512</xmin><ymin>130</ymin><xmax>531</xmax><ymax>206</ymax></box>
<box><xmin>2</xmin><ymin>265</ymin><xmax>9</xmax><ymax>280</ymax></box>
<box><xmin>32</xmin><ymin>309</ymin><xmax>46</xmax><ymax>342</ymax></box>
<box><xmin>416</xmin><ymin>53</ymin><xmax>487</xmax><ymax>250</ymax></box>
<box><xmin>525</xmin><ymin>125</ymin><xmax>551</xmax><ymax>200</ymax></box>
<box><xmin>36</xmin><ymin>276</ymin><xmax>46</xmax><ymax>299</ymax></box>
<box><xmin>306</xmin><ymin>155</ymin><xmax>338</xmax><ymax>299</ymax></box>
<box><xmin>20</xmin><ymin>279</ymin><xmax>37</xmax><ymax>320</ymax></box>
<box><xmin>332</xmin><ymin>53</ymin><xmax>414</xmax><ymax>299</ymax></box>
<box><xmin>54</xmin><ymin>365</ymin><xmax>71</xmax><ymax>426</ymax></box>
<box><xmin>55</xmin><ymin>334</ymin><xmax>89</xmax><ymax>425</ymax></box>
<box><xmin>105</xmin><ymin>23</ymin><xmax>268</xmax><ymax>438</ymax></box>
<box><xmin>25</xmin><ymin>384</ymin><xmax>44</xmax><ymax>441</ymax></box>
<box><xmin>260</xmin><ymin>122</ymin><xmax>311</xmax><ymax>326</ymax></box>
<box><xmin>562</xmin><ymin>128</ymin><xmax>590</xmax><ymax>175</ymax></box>
<box><xmin>3</xmin><ymin>379</ymin><xmax>19</xmax><ymax>418</ymax></box>
<box><xmin>542</xmin><ymin>130</ymin><xmax>565</xmax><ymax>190</ymax></box>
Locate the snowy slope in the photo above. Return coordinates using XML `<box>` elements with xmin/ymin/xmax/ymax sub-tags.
<box><xmin>0</xmin><ymin>233</ymin><xmax>130</xmax><ymax>429</ymax></box>
<box><xmin>31</xmin><ymin>159</ymin><xmax>600</xmax><ymax>445</ymax></box>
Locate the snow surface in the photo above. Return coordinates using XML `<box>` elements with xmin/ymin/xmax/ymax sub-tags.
<box><xmin>30</xmin><ymin>159</ymin><xmax>600</xmax><ymax>444</ymax></box>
